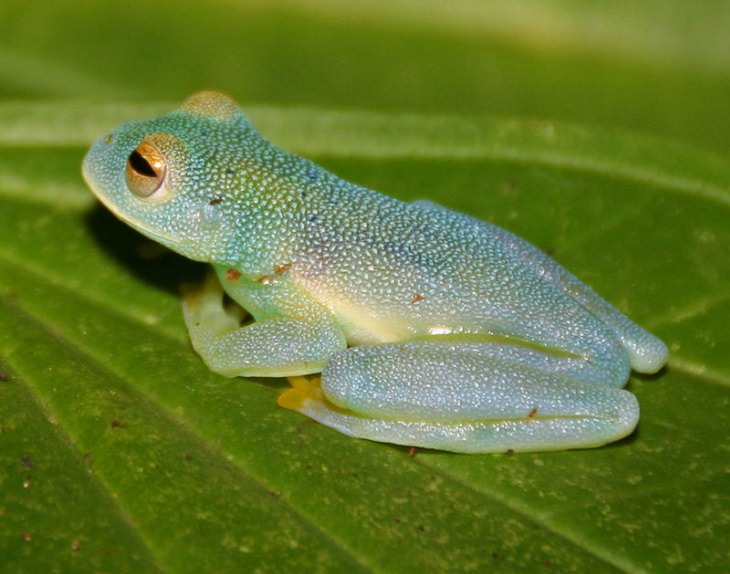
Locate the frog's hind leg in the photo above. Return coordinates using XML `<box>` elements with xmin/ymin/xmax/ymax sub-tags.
<box><xmin>412</xmin><ymin>199</ymin><xmax>667</xmax><ymax>374</ymax></box>
<box><xmin>279</xmin><ymin>341</ymin><xmax>639</xmax><ymax>453</ymax></box>
<box><xmin>494</xmin><ymin>228</ymin><xmax>668</xmax><ymax>374</ymax></box>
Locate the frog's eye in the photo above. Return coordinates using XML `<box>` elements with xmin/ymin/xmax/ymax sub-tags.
<box><xmin>126</xmin><ymin>141</ymin><xmax>167</xmax><ymax>199</ymax></box>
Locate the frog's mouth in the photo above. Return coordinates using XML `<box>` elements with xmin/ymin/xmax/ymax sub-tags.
<box><xmin>82</xmin><ymin>159</ymin><xmax>179</xmax><ymax>247</ymax></box>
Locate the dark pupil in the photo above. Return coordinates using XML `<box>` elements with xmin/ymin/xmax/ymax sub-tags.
<box><xmin>129</xmin><ymin>150</ymin><xmax>157</xmax><ymax>177</ymax></box>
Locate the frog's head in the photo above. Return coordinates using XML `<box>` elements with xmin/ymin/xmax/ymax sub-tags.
<box><xmin>83</xmin><ymin>92</ymin><xmax>256</xmax><ymax>263</ymax></box>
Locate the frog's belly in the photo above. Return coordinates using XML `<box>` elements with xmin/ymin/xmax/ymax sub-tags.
<box><xmin>327</xmin><ymin>297</ymin><xmax>491</xmax><ymax>346</ymax></box>
<box><xmin>299</xmin><ymin>273</ymin><xmax>496</xmax><ymax>345</ymax></box>
<box><xmin>330</xmin><ymin>298</ymin><xmax>414</xmax><ymax>345</ymax></box>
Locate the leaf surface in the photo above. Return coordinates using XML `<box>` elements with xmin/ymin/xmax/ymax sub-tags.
<box><xmin>1</xmin><ymin>102</ymin><xmax>728</xmax><ymax>573</ymax></box>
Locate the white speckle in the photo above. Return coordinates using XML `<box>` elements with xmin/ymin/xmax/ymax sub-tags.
<box><xmin>428</xmin><ymin>325</ymin><xmax>452</xmax><ymax>335</ymax></box>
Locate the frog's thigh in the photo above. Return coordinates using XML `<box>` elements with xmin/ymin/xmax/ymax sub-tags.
<box><xmin>496</xmin><ymin>228</ymin><xmax>668</xmax><ymax>374</ymax></box>
<box><xmin>413</xmin><ymin>200</ymin><xmax>667</xmax><ymax>374</ymax></box>
<box><xmin>182</xmin><ymin>274</ymin><xmax>345</xmax><ymax>377</ymax></box>
<box><xmin>294</xmin><ymin>342</ymin><xmax>639</xmax><ymax>453</ymax></box>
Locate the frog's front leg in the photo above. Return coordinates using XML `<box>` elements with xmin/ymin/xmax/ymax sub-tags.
<box><xmin>281</xmin><ymin>341</ymin><xmax>639</xmax><ymax>453</ymax></box>
<box><xmin>182</xmin><ymin>273</ymin><xmax>346</xmax><ymax>377</ymax></box>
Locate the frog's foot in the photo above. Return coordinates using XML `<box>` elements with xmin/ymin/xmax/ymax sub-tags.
<box><xmin>182</xmin><ymin>271</ymin><xmax>245</xmax><ymax>336</ymax></box>
<box><xmin>281</xmin><ymin>342</ymin><xmax>640</xmax><ymax>454</ymax></box>
<box><xmin>279</xmin><ymin>376</ymin><xmax>326</xmax><ymax>411</ymax></box>
<box><xmin>280</xmin><ymin>375</ymin><xmax>357</xmax><ymax>416</ymax></box>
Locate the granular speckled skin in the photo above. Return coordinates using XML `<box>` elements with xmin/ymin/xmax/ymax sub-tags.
<box><xmin>83</xmin><ymin>92</ymin><xmax>668</xmax><ymax>453</ymax></box>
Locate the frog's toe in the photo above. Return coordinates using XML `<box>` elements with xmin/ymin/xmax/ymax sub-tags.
<box><xmin>624</xmin><ymin>333</ymin><xmax>669</xmax><ymax>374</ymax></box>
<box><xmin>279</xmin><ymin>376</ymin><xmax>325</xmax><ymax>411</ymax></box>
<box><xmin>182</xmin><ymin>272</ymin><xmax>245</xmax><ymax>339</ymax></box>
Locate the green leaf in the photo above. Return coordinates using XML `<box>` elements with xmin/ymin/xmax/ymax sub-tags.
<box><xmin>1</xmin><ymin>101</ymin><xmax>728</xmax><ymax>573</ymax></box>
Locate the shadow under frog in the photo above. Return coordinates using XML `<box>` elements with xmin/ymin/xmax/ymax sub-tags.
<box><xmin>85</xmin><ymin>204</ymin><xmax>207</xmax><ymax>296</ymax></box>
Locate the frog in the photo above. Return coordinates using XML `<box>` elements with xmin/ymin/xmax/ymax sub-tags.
<box><xmin>82</xmin><ymin>91</ymin><xmax>668</xmax><ymax>453</ymax></box>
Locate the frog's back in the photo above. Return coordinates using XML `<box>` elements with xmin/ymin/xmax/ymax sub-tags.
<box><xmin>292</xmin><ymin>179</ymin><xmax>589</xmax><ymax>346</ymax></box>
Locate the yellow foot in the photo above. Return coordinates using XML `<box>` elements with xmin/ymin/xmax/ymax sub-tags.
<box><xmin>278</xmin><ymin>375</ymin><xmax>324</xmax><ymax>411</ymax></box>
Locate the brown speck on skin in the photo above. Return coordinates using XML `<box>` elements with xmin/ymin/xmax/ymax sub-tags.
<box><xmin>1</xmin><ymin>426</ymin><xmax>13</xmax><ymax>433</ymax></box>
<box><xmin>208</xmin><ymin>197</ymin><xmax>223</xmax><ymax>206</ymax></box>
<box><xmin>274</xmin><ymin>262</ymin><xmax>293</xmax><ymax>275</ymax></box>
<box><xmin>256</xmin><ymin>275</ymin><xmax>276</xmax><ymax>286</ymax></box>
<box><xmin>110</xmin><ymin>419</ymin><xmax>127</xmax><ymax>429</ymax></box>
<box><xmin>226</xmin><ymin>269</ymin><xmax>242</xmax><ymax>282</ymax></box>
<box><xmin>408</xmin><ymin>446</ymin><xmax>418</xmax><ymax>458</ymax></box>
<box><xmin>184</xmin><ymin>453</ymin><xmax>194</xmax><ymax>461</ymax></box>
<box><xmin>22</xmin><ymin>532</ymin><xmax>32</xmax><ymax>542</ymax></box>
<box><xmin>410</xmin><ymin>293</ymin><xmax>424</xmax><ymax>304</ymax></box>
<box><xmin>83</xmin><ymin>452</ymin><xmax>94</xmax><ymax>467</ymax></box>
<box><xmin>0</xmin><ymin>371</ymin><xmax>10</xmax><ymax>382</ymax></box>
<box><xmin>527</xmin><ymin>407</ymin><xmax>538</xmax><ymax>419</ymax></box>
<box><xmin>20</xmin><ymin>455</ymin><xmax>34</xmax><ymax>469</ymax></box>
<box><xmin>71</xmin><ymin>540</ymin><xmax>81</xmax><ymax>551</ymax></box>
